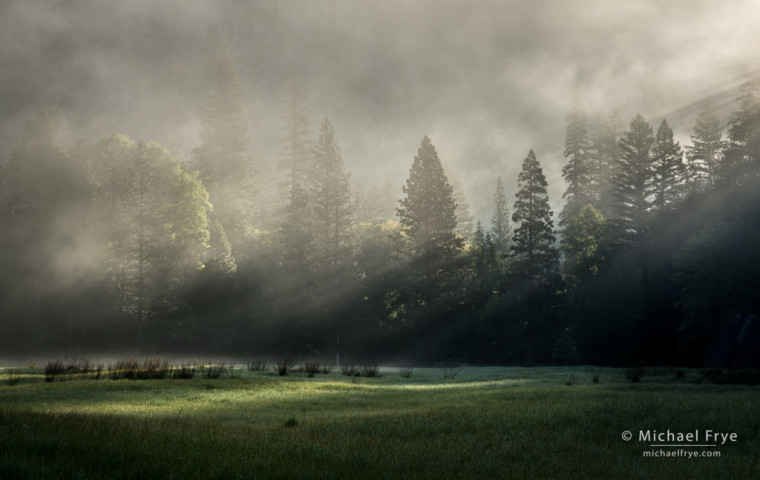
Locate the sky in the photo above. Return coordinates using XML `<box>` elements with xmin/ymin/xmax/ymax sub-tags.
<box><xmin>1</xmin><ymin>0</ymin><xmax>759</xmax><ymax>222</ymax></box>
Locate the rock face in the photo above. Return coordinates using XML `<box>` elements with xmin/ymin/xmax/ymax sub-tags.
<box><xmin>704</xmin><ymin>314</ymin><xmax>760</xmax><ymax>369</ymax></box>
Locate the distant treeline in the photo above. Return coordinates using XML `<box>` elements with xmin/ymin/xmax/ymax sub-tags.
<box><xmin>1</xmin><ymin>50</ymin><xmax>759</xmax><ymax>367</ymax></box>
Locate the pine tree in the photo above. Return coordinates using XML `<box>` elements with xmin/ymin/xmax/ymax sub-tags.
<box><xmin>511</xmin><ymin>149</ymin><xmax>558</xmax><ymax>278</ymax></box>
<box><xmin>278</xmin><ymin>79</ymin><xmax>313</xmax><ymax>193</ymax></box>
<box><xmin>588</xmin><ymin>111</ymin><xmax>622</xmax><ymax>219</ymax></box>
<box><xmin>92</xmin><ymin>135</ymin><xmax>211</xmax><ymax>351</ymax></box>
<box><xmin>192</xmin><ymin>46</ymin><xmax>252</xmax><ymax>260</ymax></box>
<box><xmin>650</xmin><ymin>119</ymin><xmax>684</xmax><ymax>210</ymax></box>
<box><xmin>398</xmin><ymin>136</ymin><xmax>461</xmax><ymax>255</ymax></box>
<box><xmin>445</xmin><ymin>165</ymin><xmax>474</xmax><ymax>240</ymax></box>
<box><xmin>308</xmin><ymin>118</ymin><xmax>354</xmax><ymax>278</ymax></box>
<box><xmin>686</xmin><ymin>101</ymin><xmax>725</xmax><ymax>191</ymax></box>
<box><xmin>561</xmin><ymin>105</ymin><xmax>592</xmax><ymax>226</ymax></box>
<box><xmin>614</xmin><ymin>114</ymin><xmax>655</xmax><ymax>240</ymax></box>
<box><xmin>491</xmin><ymin>176</ymin><xmax>510</xmax><ymax>254</ymax></box>
<box><xmin>721</xmin><ymin>79</ymin><xmax>760</xmax><ymax>187</ymax></box>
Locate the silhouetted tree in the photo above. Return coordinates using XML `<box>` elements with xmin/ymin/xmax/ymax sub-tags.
<box><xmin>511</xmin><ymin>149</ymin><xmax>558</xmax><ymax>279</ymax></box>
<box><xmin>192</xmin><ymin>46</ymin><xmax>253</xmax><ymax>262</ymax></box>
<box><xmin>614</xmin><ymin>114</ymin><xmax>654</xmax><ymax>240</ymax></box>
<box><xmin>651</xmin><ymin>119</ymin><xmax>684</xmax><ymax>210</ymax></box>
<box><xmin>686</xmin><ymin>101</ymin><xmax>725</xmax><ymax>191</ymax></box>
<box><xmin>561</xmin><ymin>105</ymin><xmax>592</xmax><ymax>226</ymax></box>
<box><xmin>491</xmin><ymin>176</ymin><xmax>510</xmax><ymax>254</ymax></box>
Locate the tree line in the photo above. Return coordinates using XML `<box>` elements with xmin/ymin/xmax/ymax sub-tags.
<box><xmin>1</xmin><ymin>48</ymin><xmax>759</xmax><ymax>367</ymax></box>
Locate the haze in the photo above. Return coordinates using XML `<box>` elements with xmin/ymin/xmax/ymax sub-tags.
<box><xmin>2</xmin><ymin>0</ymin><xmax>758</xmax><ymax>219</ymax></box>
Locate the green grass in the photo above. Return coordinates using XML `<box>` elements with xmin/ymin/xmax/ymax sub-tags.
<box><xmin>1</xmin><ymin>365</ymin><xmax>759</xmax><ymax>479</ymax></box>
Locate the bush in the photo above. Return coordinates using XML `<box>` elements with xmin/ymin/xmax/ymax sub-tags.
<box><xmin>399</xmin><ymin>366</ymin><xmax>413</xmax><ymax>378</ymax></box>
<box><xmin>173</xmin><ymin>363</ymin><xmax>196</xmax><ymax>379</ymax></box>
<box><xmin>442</xmin><ymin>365</ymin><xmax>464</xmax><ymax>379</ymax></box>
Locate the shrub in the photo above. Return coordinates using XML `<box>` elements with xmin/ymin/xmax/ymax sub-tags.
<box><xmin>399</xmin><ymin>366</ymin><xmax>413</xmax><ymax>378</ymax></box>
<box><xmin>592</xmin><ymin>374</ymin><xmax>600</xmax><ymax>384</ymax></box>
<box><xmin>283</xmin><ymin>417</ymin><xmax>298</xmax><ymax>428</ymax></box>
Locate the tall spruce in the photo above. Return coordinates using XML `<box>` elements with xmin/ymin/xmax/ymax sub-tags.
<box><xmin>722</xmin><ymin>79</ymin><xmax>760</xmax><ymax>187</ymax></box>
<box><xmin>192</xmin><ymin>46</ymin><xmax>252</xmax><ymax>262</ymax></box>
<box><xmin>308</xmin><ymin>118</ymin><xmax>354</xmax><ymax>279</ymax></box>
<box><xmin>398</xmin><ymin>136</ymin><xmax>460</xmax><ymax>254</ymax></box>
<box><xmin>650</xmin><ymin>119</ymin><xmax>684</xmax><ymax>210</ymax></box>
<box><xmin>614</xmin><ymin>114</ymin><xmax>655</xmax><ymax>240</ymax></box>
<box><xmin>686</xmin><ymin>101</ymin><xmax>725</xmax><ymax>191</ymax></box>
<box><xmin>511</xmin><ymin>149</ymin><xmax>558</xmax><ymax>278</ymax></box>
<box><xmin>278</xmin><ymin>79</ymin><xmax>313</xmax><ymax>193</ymax></box>
<box><xmin>491</xmin><ymin>176</ymin><xmax>511</xmax><ymax>254</ymax></box>
<box><xmin>560</xmin><ymin>105</ymin><xmax>592</xmax><ymax>226</ymax></box>
<box><xmin>588</xmin><ymin>111</ymin><xmax>622</xmax><ymax>219</ymax></box>
<box><xmin>445</xmin><ymin>165</ymin><xmax>474</xmax><ymax>241</ymax></box>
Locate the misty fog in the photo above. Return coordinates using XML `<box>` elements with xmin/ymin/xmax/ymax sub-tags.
<box><xmin>2</xmin><ymin>0</ymin><xmax>758</xmax><ymax>218</ymax></box>
<box><xmin>1</xmin><ymin>0</ymin><xmax>760</xmax><ymax>367</ymax></box>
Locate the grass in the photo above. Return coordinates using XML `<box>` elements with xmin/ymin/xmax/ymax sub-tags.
<box><xmin>0</xmin><ymin>365</ymin><xmax>759</xmax><ymax>479</ymax></box>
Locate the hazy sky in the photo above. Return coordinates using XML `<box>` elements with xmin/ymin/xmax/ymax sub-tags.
<box><xmin>2</xmin><ymin>0</ymin><xmax>759</xmax><ymax>221</ymax></box>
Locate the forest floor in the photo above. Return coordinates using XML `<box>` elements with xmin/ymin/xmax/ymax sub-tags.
<box><xmin>1</xmin><ymin>364</ymin><xmax>758</xmax><ymax>479</ymax></box>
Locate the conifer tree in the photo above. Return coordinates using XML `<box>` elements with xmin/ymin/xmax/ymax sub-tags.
<box><xmin>721</xmin><ymin>79</ymin><xmax>760</xmax><ymax>187</ymax></box>
<box><xmin>445</xmin><ymin>165</ymin><xmax>474</xmax><ymax>240</ymax></box>
<box><xmin>614</xmin><ymin>114</ymin><xmax>655</xmax><ymax>239</ymax></box>
<box><xmin>308</xmin><ymin>118</ymin><xmax>354</xmax><ymax>278</ymax></box>
<box><xmin>192</xmin><ymin>46</ymin><xmax>252</xmax><ymax>261</ymax></box>
<box><xmin>650</xmin><ymin>119</ymin><xmax>684</xmax><ymax>210</ymax></box>
<box><xmin>278</xmin><ymin>79</ymin><xmax>313</xmax><ymax>193</ymax></box>
<box><xmin>686</xmin><ymin>101</ymin><xmax>725</xmax><ymax>191</ymax></box>
<box><xmin>491</xmin><ymin>176</ymin><xmax>510</xmax><ymax>254</ymax></box>
<box><xmin>588</xmin><ymin>111</ymin><xmax>622</xmax><ymax>219</ymax></box>
<box><xmin>511</xmin><ymin>149</ymin><xmax>558</xmax><ymax>278</ymax></box>
<box><xmin>397</xmin><ymin>136</ymin><xmax>463</xmax><ymax>297</ymax></box>
<box><xmin>561</xmin><ymin>105</ymin><xmax>592</xmax><ymax>226</ymax></box>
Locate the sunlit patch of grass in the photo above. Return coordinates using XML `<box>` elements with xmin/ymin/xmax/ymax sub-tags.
<box><xmin>1</xmin><ymin>366</ymin><xmax>759</xmax><ymax>479</ymax></box>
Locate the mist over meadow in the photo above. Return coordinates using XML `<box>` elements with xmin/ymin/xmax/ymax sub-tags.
<box><xmin>1</xmin><ymin>0</ymin><xmax>759</xmax><ymax>367</ymax></box>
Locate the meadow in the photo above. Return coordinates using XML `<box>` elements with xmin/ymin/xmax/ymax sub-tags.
<box><xmin>1</xmin><ymin>363</ymin><xmax>758</xmax><ymax>479</ymax></box>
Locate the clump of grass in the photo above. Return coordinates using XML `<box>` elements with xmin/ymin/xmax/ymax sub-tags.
<box><xmin>303</xmin><ymin>360</ymin><xmax>321</xmax><ymax>378</ymax></box>
<box><xmin>360</xmin><ymin>363</ymin><xmax>380</xmax><ymax>378</ymax></box>
<box><xmin>701</xmin><ymin>368</ymin><xmax>760</xmax><ymax>385</ymax></box>
<box><xmin>107</xmin><ymin>358</ymin><xmax>173</xmax><ymax>380</ymax></box>
<box><xmin>45</xmin><ymin>360</ymin><xmax>66</xmax><ymax>382</ymax></box>
<box><xmin>246</xmin><ymin>358</ymin><xmax>267</xmax><ymax>371</ymax></box>
<box><xmin>442</xmin><ymin>364</ymin><xmax>464</xmax><ymax>379</ymax></box>
<box><xmin>624</xmin><ymin>365</ymin><xmax>646</xmax><ymax>383</ymax></box>
<box><xmin>172</xmin><ymin>363</ymin><xmax>196</xmax><ymax>379</ymax></box>
<box><xmin>321</xmin><ymin>363</ymin><xmax>334</xmax><ymax>375</ymax></box>
<box><xmin>6</xmin><ymin>368</ymin><xmax>21</xmax><ymax>386</ymax></box>
<box><xmin>202</xmin><ymin>362</ymin><xmax>227</xmax><ymax>379</ymax></box>
<box><xmin>341</xmin><ymin>363</ymin><xmax>360</xmax><ymax>377</ymax></box>
<box><xmin>675</xmin><ymin>368</ymin><xmax>685</xmax><ymax>380</ymax></box>
<box><xmin>274</xmin><ymin>359</ymin><xmax>295</xmax><ymax>376</ymax></box>
<box><xmin>283</xmin><ymin>416</ymin><xmax>298</xmax><ymax>428</ymax></box>
<box><xmin>592</xmin><ymin>374</ymin><xmax>600</xmax><ymax>384</ymax></box>
<box><xmin>399</xmin><ymin>366</ymin><xmax>413</xmax><ymax>378</ymax></box>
